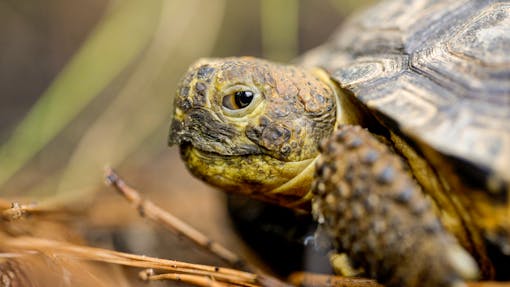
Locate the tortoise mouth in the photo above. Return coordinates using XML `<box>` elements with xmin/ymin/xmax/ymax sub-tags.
<box><xmin>178</xmin><ymin>140</ymin><xmax>263</xmax><ymax>159</ymax></box>
<box><xmin>179</xmin><ymin>141</ymin><xmax>227</xmax><ymax>160</ymax></box>
<box><xmin>178</xmin><ymin>141</ymin><xmax>318</xmax><ymax>207</ymax></box>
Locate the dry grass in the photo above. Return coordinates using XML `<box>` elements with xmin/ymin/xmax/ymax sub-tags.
<box><xmin>1</xmin><ymin>187</ymin><xmax>506</xmax><ymax>287</ymax></box>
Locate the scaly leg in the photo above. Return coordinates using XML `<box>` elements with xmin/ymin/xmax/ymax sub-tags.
<box><xmin>312</xmin><ymin>125</ymin><xmax>478</xmax><ymax>287</ymax></box>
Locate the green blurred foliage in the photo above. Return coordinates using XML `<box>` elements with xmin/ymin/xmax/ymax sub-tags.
<box><xmin>0</xmin><ymin>0</ymin><xmax>374</xmax><ymax>200</ymax></box>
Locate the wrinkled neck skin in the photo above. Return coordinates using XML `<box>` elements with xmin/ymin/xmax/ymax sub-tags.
<box><xmin>169</xmin><ymin>57</ymin><xmax>354</xmax><ymax>209</ymax></box>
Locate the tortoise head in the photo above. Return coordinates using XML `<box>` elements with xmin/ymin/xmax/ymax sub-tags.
<box><xmin>169</xmin><ymin>57</ymin><xmax>338</xmax><ymax>206</ymax></box>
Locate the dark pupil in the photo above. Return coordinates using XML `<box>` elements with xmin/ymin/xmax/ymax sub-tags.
<box><xmin>234</xmin><ymin>91</ymin><xmax>254</xmax><ymax>108</ymax></box>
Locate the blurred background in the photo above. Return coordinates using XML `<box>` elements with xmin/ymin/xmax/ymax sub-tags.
<box><xmin>0</xmin><ymin>0</ymin><xmax>374</xmax><ymax>283</ymax></box>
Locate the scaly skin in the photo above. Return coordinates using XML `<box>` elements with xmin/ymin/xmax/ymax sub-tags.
<box><xmin>169</xmin><ymin>57</ymin><xmax>336</xmax><ymax>206</ymax></box>
<box><xmin>312</xmin><ymin>125</ymin><xmax>477</xmax><ymax>287</ymax></box>
<box><xmin>168</xmin><ymin>57</ymin><xmax>480</xmax><ymax>286</ymax></box>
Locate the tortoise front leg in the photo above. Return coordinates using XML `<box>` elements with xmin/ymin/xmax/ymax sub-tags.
<box><xmin>311</xmin><ymin>125</ymin><xmax>478</xmax><ymax>287</ymax></box>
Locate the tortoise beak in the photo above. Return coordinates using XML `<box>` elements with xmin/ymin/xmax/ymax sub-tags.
<box><xmin>168</xmin><ymin>108</ymin><xmax>264</xmax><ymax>157</ymax></box>
<box><xmin>167</xmin><ymin>108</ymin><xmax>240</xmax><ymax>155</ymax></box>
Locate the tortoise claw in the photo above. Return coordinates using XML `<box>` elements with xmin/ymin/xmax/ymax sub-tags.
<box><xmin>447</xmin><ymin>245</ymin><xmax>479</xmax><ymax>281</ymax></box>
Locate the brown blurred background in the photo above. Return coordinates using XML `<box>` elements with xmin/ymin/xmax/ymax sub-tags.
<box><xmin>0</xmin><ymin>0</ymin><xmax>374</xmax><ymax>283</ymax></box>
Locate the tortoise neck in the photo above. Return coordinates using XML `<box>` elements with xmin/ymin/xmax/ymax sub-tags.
<box><xmin>268</xmin><ymin>154</ymin><xmax>320</xmax><ymax>210</ymax></box>
<box><xmin>309</xmin><ymin>67</ymin><xmax>364</xmax><ymax>128</ymax></box>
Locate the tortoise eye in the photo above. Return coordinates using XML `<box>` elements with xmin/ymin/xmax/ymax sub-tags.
<box><xmin>222</xmin><ymin>91</ymin><xmax>254</xmax><ymax>110</ymax></box>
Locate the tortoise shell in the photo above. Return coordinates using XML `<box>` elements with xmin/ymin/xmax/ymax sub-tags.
<box><xmin>302</xmin><ymin>0</ymin><xmax>510</xmax><ymax>191</ymax></box>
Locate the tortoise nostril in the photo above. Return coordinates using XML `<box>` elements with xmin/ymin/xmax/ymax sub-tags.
<box><xmin>179</xmin><ymin>140</ymin><xmax>192</xmax><ymax>149</ymax></box>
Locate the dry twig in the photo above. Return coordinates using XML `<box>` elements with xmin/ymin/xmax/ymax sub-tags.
<box><xmin>288</xmin><ymin>272</ymin><xmax>382</xmax><ymax>287</ymax></box>
<box><xmin>104</xmin><ymin>167</ymin><xmax>252</xmax><ymax>271</ymax></box>
<box><xmin>288</xmin><ymin>272</ymin><xmax>510</xmax><ymax>287</ymax></box>
<box><xmin>0</xmin><ymin>198</ymin><xmax>81</xmax><ymax>222</ymax></box>
<box><xmin>139</xmin><ymin>268</ymin><xmax>258</xmax><ymax>287</ymax></box>
<box><xmin>1</xmin><ymin>202</ymin><xmax>29</xmax><ymax>221</ymax></box>
<box><xmin>2</xmin><ymin>235</ymin><xmax>258</xmax><ymax>287</ymax></box>
<box><xmin>0</xmin><ymin>201</ymin><xmax>65</xmax><ymax>221</ymax></box>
